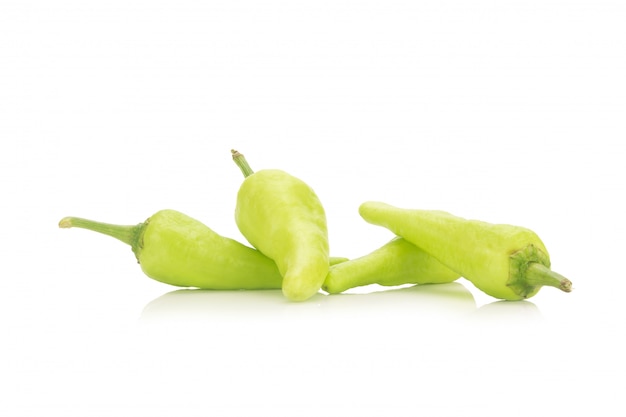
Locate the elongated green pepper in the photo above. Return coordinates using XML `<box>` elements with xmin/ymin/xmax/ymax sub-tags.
<box><xmin>232</xmin><ymin>150</ymin><xmax>329</xmax><ymax>302</ymax></box>
<box><xmin>322</xmin><ymin>237</ymin><xmax>461</xmax><ymax>294</ymax></box>
<box><xmin>58</xmin><ymin>209</ymin><xmax>285</xmax><ymax>290</ymax></box>
<box><xmin>359</xmin><ymin>202</ymin><xmax>572</xmax><ymax>300</ymax></box>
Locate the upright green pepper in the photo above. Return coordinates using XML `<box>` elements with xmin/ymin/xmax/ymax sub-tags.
<box><xmin>359</xmin><ymin>202</ymin><xmax>572</xmax><ymax>300</ymax></box>
<box><xmin>232</xmin><ymin>150</ymin><xmax>329</xmax><ymax>302</ymax></box>
<box><xmin>58</xmin><ymin>209</ymin><xmax>284</xmax><ymax>290</ymax></box>
<box><xmin>322</xmin><ymin>237</ymin><xmax>461</xmax><ymax>294</ymax></box>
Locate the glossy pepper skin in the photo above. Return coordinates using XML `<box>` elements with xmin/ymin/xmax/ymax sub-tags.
<box><xmin>232</xmin><ymin>150</ymin><xmax>329</xmax><ymax>302</ymax></box>
<box><xmin>359</xmin><ymin>202</ymin><xmax>572</xmax><ymax>300</ymax></box>
<box><xmin>58</xmin><ymin>209</ymin><xmax>285</xmax><ymax>290</ymax></box>
<box><xmin>322</xmin><ymin>237</ymin><xmax>461</xmax><ymax>294</ymax></box>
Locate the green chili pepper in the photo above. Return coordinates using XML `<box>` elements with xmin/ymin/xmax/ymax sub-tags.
<box><xmin>322</xmin><ymin>237</ymin><xmax>461</xmax><ymax>294</ymax></box>
<box><xmin>58</xmin><ymin>209</ymin><xmax>285</xmax><ymax>290</ymax></box>
<box><xmin>358</xmin><ymin>202</ymin><xmax>573</xmax><ymax>300</ymax></box>
<box><xmin>232</xmin><ymin>149</ymin><xmax>330</xmax><ymax>302</ymax></box>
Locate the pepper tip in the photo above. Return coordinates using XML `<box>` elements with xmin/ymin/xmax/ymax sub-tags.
<box><xmin>58</xmin><ymin>217</ymin><xmax>73</xmax><ymax>228</ymax></box>
<box><xmin>560</xmin><ymin>279</ymin><xmax>573</xmax><ymax>293</ymax></box>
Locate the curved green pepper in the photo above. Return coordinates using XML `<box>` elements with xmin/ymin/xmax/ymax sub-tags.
<box><xmin>232</xmin><ymin>150</ymin><xmax>330</xmax><ymax>302</ymax></box>
<box><xmin>358</xmin><ymin>202</ymin><xmax>572</xmax><ymax>300</ymax></box>
<box><xmin>58</xmin><ymin>209</ymin><xmax>285</xmax><ymax>290</ymax></box>
<box><xmin>322</xmin><ymin>237</ymin><xmax>461</xmax><ymax>294</ymax></box>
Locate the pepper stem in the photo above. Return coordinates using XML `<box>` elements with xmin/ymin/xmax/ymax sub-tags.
<box><xmin>231</xmin><ymin>149</ymin><xmax>255</xmax><ymax>178</ymax></box>
<box><xmin>525</xmin><ymin>263</ymin><xmax>573</xmax><ymax>293</ymax></box>
<box><xmin>59</xmin><ymin>216</ymin><xmax>144</xmax><ymax>257</ymax></box>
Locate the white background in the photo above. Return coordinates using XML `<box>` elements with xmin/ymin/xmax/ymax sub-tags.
<box><xmin>1</xmin><ymin>1</ymin><xmax>625</xmax><ymax>416</ymax></box>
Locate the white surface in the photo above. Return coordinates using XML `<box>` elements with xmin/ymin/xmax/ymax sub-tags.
<box><xmin>1</xmin><ymin>1</ymin><xmax>624</xmax><ymax>416</ymax></box>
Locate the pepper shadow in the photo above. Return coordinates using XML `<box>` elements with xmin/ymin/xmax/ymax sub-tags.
<box><xmin>140</xmin><ymin>288</ymin><xmax>303</xmax><ymax>323</ymax></box>
<box><xmin>139</xmin><ymin>282</ymin><xmax>478</xmax><ymax>325</ymax></box>
<box><xmin>471</xmin><ymin>299</ymin><xmax>543</xmax><ymax>323</ymax></box>
<box><xmin>322</xmin><ymin>282</ymin><xmax>477</xmax><ymax>319</ymax></box>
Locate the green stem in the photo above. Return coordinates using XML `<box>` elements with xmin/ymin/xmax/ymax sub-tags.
<box><xmin>525</xmin><ymin>263</ymin><xmax>572</xmax><ymax>293</ymax></box>
<box><xmin>231</xmin><ymin>149</ymin><xmax>255</xmax><ymax>178</ymax></box>
<box><xmin>59</xmin><ymin>216</ymin><xmax>144</xmax><ymax>256</ymax></box>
